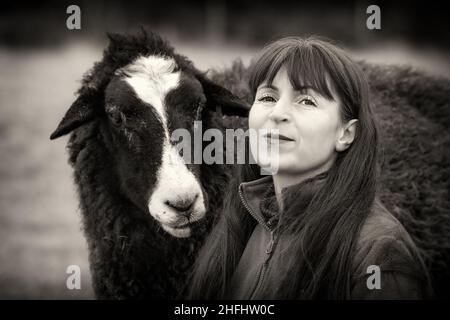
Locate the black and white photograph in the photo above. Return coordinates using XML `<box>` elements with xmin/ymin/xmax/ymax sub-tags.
<box><xmin>0</xmin><ymin>0</ymin><xmax>449</xmax><ymax>311</ymax></box>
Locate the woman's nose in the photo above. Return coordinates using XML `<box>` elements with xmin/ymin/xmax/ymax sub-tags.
<box><xmin>268</xmin><ymin>100</ymin><xmax>290</xmax><ymax>123</ymax></box>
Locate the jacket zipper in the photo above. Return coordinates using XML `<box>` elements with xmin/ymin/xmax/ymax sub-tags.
<box><xmin>239</xmin><ymin>188</ymin><xmax>279</xmax><ymax>299</ymax></box>
<box><xmin>249</xmin><ymin>229</ymin><xmax>278</xmax><ymax>299</ymax></box>
<box><xmin>238</xmin><ymin>188</ymin><xmax>271</xmax><ymax>232</ymax></box>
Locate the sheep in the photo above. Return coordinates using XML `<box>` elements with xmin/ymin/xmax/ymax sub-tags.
<box><xmin>51</xmin><ymin>30</ymin><xmax>450</xmax><ymax>299</ymax></box>
<box><xmin>50</xmin><ymin>30</ymin><xmax>249</xmax><ymax>299</ymax></box>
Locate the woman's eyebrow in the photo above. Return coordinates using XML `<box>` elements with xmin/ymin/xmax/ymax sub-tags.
<box><xmin>258</xmin><ymin>84</ymin><xmax>278</xmax><ymax>91</ymax></box>
<box><xmin>258</xmin><ymin>84</ymin><xmax>322</xmax><ymax>97</ymax></box>
<box><xmin>293</xmin><ymin>86</ymin><xmax>313</xmax><ymax>93</ymax></box>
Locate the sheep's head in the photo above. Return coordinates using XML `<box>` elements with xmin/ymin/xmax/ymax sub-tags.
<box><xmin>50</xmin><ymin>31</ymin><xmax>249</xmax><ymax>238</ymax></box>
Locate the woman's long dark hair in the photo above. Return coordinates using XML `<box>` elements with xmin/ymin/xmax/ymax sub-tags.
<box><xmin>188</xmin><ymin>36</ymin><xmax>379</xmax><ymax>299</ymax></box>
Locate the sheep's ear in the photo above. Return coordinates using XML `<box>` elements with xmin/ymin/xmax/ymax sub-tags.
<box><xmin>50</xmin><ymin>95</ymin><xmax>97</xmax><ymax>140</ymax></box>
<box><xmin>106</xmin><ymin>32</ymin><xmax>128</xmax><ymax>47</ymax></box>
<box><xmin>196</xmin><ymin>73</ymin><xmax>250</xmax><ymax>117</ymax></box>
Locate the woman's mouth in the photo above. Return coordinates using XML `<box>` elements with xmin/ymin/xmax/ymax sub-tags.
<box><xmin>264</xmin><ymin>133</ymin><xmax>295</xmax><ymax>142</ymax></box>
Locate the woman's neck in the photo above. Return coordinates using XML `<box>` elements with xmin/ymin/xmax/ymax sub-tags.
<box><xmin>272</xmin><ymin>165</ymin><xmax>331</xmax><ymax>210</ymax></box>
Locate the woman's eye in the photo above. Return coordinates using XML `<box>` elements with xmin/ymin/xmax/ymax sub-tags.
<box><xmin>258</xmin><ymin>95</ymin><xmax>277</xmax><ymax>103</ymax></box>
<box><xmin>298</xmin><ymin>97</ymin><xmax>317</xmax><ymax>107</ymax></box>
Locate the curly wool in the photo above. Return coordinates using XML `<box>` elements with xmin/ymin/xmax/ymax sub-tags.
<box><xmin>64</xmin><ymin>31</ymin><xmax>245</xmax><ymax>299</ymax></box>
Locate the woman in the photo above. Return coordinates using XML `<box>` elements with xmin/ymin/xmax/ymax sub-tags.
<box><xmin>188</xmin><ymin>37</ymin><xmax>432</xmax><ymax>299</ymax></box>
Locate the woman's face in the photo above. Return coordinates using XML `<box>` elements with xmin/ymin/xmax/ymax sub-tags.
<box><xmin>249</xmin><ymin>67</ymin><xmax>347</xmax><ymax>175</ymax></box>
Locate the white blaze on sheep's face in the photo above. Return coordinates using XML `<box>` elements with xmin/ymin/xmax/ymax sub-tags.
<box><xmin>124</xmin><ymin>55</ymin><xmax>180</xmax><ymax>133</ymax></box>
<box><xmin>149</xmin><ymin>144</ymin><xmax>206</xmax><ymax>238</ymax></box>
<box><xmin>124</xmin><ymin>55</ymin><xmax>206</xmax><ymax>238</ymax></box>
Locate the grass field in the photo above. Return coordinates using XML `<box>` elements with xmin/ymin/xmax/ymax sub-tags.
<box><xmin>0</xmin><ymin>43</ymin><xmax>102</xmax><ymax>299</ymax></box>
<box><xmin>0</xmin><ymin>39</ymin><xmax>447</xmax><ymax>299</ymax></box>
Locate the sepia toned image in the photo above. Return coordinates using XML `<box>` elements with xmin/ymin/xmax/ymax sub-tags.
<box><xmin>0</xmin><ymin>0</ymin><xmax>449</xmax><ymax>305</ymax></box>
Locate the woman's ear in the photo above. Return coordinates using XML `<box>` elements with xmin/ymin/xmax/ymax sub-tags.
<box><xmin>336</xmin><ymin>119</ymin><xmax>358</xmax><ymax>152</ymax></box>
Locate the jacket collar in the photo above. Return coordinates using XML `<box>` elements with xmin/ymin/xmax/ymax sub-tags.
<box><xmin>238</xmin><ymin>176</ymin><xmax>275</xmax><ymax>230</ymax></box>
<box><xmin>238</xmin><ymin>172</ymin><xmax>328</xmax><ymax>230</ymax></box>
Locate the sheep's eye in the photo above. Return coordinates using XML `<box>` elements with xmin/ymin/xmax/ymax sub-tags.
<box><xmin>107</xmin><ymin>111</ymin><xmax>124</xmax><ymax>126</ymax></box>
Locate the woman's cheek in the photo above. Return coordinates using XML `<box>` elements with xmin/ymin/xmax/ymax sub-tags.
<box><xmin>249</xmin><ymin>104</ymin><xmax>265</xmax><ymax>130</ymax></box>
<box><xmin>294</xmin><ymin>115</ymin><xmax>337</xmax><ymax>162</ymax></box>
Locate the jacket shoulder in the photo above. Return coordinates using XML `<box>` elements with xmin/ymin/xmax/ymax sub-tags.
<box><xmin>350</xmin><ymin>199</ymin><xmax>432</xmax><ymax>299</ymax></box>
<box><xmin>358</xmin><ymin>199</ymin><xmax>406</xmax><ymax>246</ymax></box>
<box><xmin>353</xmin><ymin>198</ymin><xmax>425</xmax><ymax>278</ymax></box>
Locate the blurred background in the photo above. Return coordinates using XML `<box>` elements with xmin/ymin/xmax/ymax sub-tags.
<box><xmin>0</xmin><ymin>0</ymin><xmax>449</xmax><ymax>299</ymax></box>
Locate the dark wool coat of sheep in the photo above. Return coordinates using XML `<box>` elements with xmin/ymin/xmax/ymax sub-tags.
<box><xmin>51</xmin><ymin>31</ymin><xmax>248</xmax><ymax>299</ymax></box>
<box><xmin>52</xmin><ymin>30</ymin><xmax>450</xmax><ymax>299</ymax></box>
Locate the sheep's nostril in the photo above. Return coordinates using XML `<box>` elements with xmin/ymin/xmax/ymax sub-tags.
<box><xmin>165</xmin><ymin>194</ymin><xmax>198</xmax><ymax>216</ymax></box>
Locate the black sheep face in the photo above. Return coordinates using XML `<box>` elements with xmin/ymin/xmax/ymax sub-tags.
<box><xmin>102</xmin><ymin>54</ymin><xmax>208</xmax><ymax>238</ymax></box>
<box><xmin>51</xmin><ymin>45</ymin><xmax>249</xmax><ymax>238</ymax></box>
